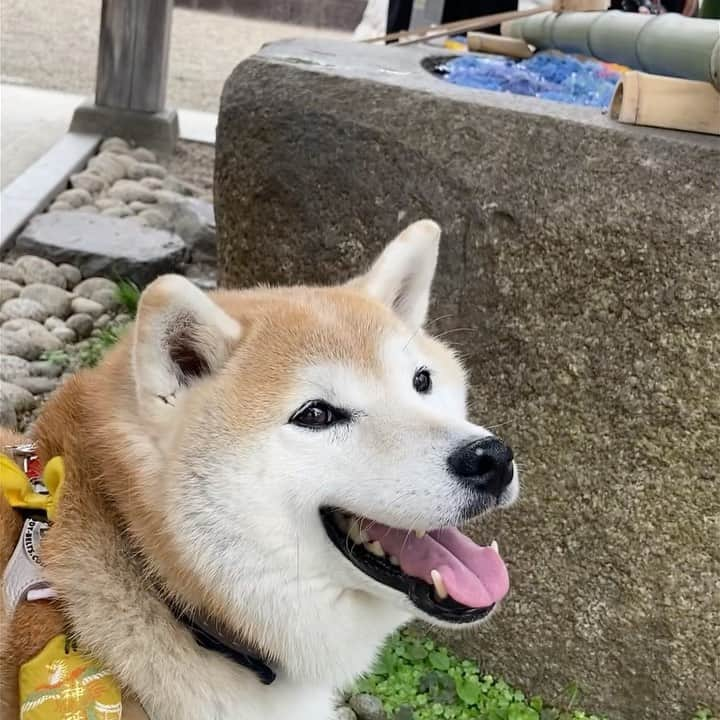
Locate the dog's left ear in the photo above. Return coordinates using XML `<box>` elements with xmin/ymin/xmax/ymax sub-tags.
<box><xmin>353</xmin><ymin>219</ymin><xmax>440</xmax><ymax>330</ymax></box>
<box><xmin>131</xmin><ymin>275</ymin><xmax>241</xmax><ymax>423</ymax></box>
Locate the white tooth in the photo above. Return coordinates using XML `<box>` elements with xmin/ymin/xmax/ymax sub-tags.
<box><xmin>414</xmin><ymin>529</ymin><xmax>426</xmax><ymax>539</ymax></box>
<box><xmin>365</xmin><ymin>540</ymin><xmax>385</xmax><ymax>557</ymax></box>
<box><xmin>389</xmin><ymin>555</ymin><xmax>399</xmax><ymax>566</ymax></box>
<box><xmin>430</xmin><ymin>569</ymin><xmax>448</xmax><ymax>600</ymax></box>
<box><xmin>491</xmin><ymin>540</ymin><xmax>499</xmax><ymax>554</ymax></box>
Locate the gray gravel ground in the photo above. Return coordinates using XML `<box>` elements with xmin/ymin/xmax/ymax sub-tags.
<box><xmin>1</xmin><ymin>0</ymin><xmax>347</xmax><ymax>113</ymax></box>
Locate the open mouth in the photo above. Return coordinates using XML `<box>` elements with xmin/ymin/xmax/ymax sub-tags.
<box><xmin>320</xmin><ymin>508</ymin><xmax>509</xmax><ymax>624</ymax></box>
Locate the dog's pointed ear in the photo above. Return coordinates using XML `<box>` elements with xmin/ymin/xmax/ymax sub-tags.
<box><xmin>131</xmin><ymin>275</ymin><xmax>241</xmax><ymax>418</ymax></box>
<box><xmin>352</xmin><ymin>219</ymin><xmax>441</xmax><ymax>330</ymax></box>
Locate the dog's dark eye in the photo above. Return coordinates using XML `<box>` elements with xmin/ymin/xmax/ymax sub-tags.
<box><xmin>413</xmin><ymin>368</ymin><xmax>432</xmax><ymax>394</ymax></box>
<box><xmin>290</xmin><ymin>401</ymin><xmax>343</xmax><ymax>429</ymax></box>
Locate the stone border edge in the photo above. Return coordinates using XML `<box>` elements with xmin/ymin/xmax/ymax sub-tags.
<box><xmin>1</xmin><ymin>132</ymin><xmax>102</xmax><ymax>254</ymax></box>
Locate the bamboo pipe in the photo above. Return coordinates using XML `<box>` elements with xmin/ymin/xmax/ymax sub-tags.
<box><xmin>502</xmin><ymin>11</ymin><xmax>720</xmax><ymax>89</ymax></box>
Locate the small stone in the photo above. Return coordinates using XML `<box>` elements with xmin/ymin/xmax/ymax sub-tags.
<box><xmin>131</xmin><ymin>147</ymin><xmax>157</xmax><ymax>163</ymax></box>
<box><xmin>95</xmin><ymin>197</ymin><xmax>126</xmax><ymax>211</ymax></box>
<box><xmin>0</xmin><ymin>279</ymin><xmax>22</xmax><ymax>304</ymax></box>
<box><xmin>20</xmin><ymin>283</ymin><xmax>73</xmax><ymax>318</ymax></box>
<box><xmin>137</xmin><ymin>208</ymin><xmax>170</xmax><ymax>228</ymax></box>
<box><xmin>13</xmin><ymin>256</ymin><xmax>66</xmax><ymax>288</ymax></box>
<box><xmin>162</xmin><ymin>198</ymin><xmax>216</xmax><ymax>261</ymax></box>
<box><xmin>101</xmin><ymin>206</ymin><xmax>134</xmax><ymax>218</ymax></box>
<box><xmin>75</xmin><ymin>277</ymin><xmax>117</xmax><ymax>299</ymax></box>
<box><xmin>87</xmin><ymin>152</ymin><xmax>127</xmax><ymax>183</ymax></box>
<box><xmin>0</xmin><ymin>354</ymin><xmax>31</xmax><ymax>382</ymax></box>
<box><xmin>90</xmin><ymin>288</ymin><xmax>119</xmax><ymax>312</ymax></box>
<box><xmin>52</xmin><ymin>326</ymin><xmax>77</xmax><ymax>343</ymax></box>
<box><xmin>100</xmin><ymin>137</ymin><xmax>130</xmax><ymax>154</ymax></box>
<box><xmin>0</xmin><ymin>399</ymin><xmax>17</xmax><ymax>429</ymax></box>
<box><xmin>0</xmin><ymin>262</ymin><xmax>25</xmax><ymax>284</ymax></box>
<box><xmin>94</xmin><ymin>313</ymin><xmax>111</xmax><ymax>329</ymax></box>
<box><xmin>115</xmin><ymin>313</ymin><xmax>132</xmax><ymax>325</ymax></box>
<box><xmin>0</xmin><ymin>381</ymin><xmax>36</xmax><ymax>412</ymax></box>
<box><xmin>335</xmin><ymin>709</ymin><xmax>358</xmax><ymax>720</ymax></box>
<box><xmin>59</xmin><ymin>264</ymin><xmax>82</xmax><ymax>289</ymax></box>
<box><xmin>348</xmin><ymin>694</ymin><xmax>386</xmax><ymax>720</ymax></box>
<box><xmin>129</xmin><ymin>200</ymin><xmax>153</xmax><ymax>213</ymax></box>
<box><xmin>49</xmin><ymin>201</ymin><xmax>73</xmax><ymax>212</ymax></box>
<box><xmin>128</xmin><ymin>162</ymin><xmax>166</xmax><ymax>180</ymax></box>
<box><xmin>2</xmin><ymin>298</ymin><xmax>49</xmax><ymax>323</ymax></box>
<box><xmin>0</xmin><ymin>320</ymin><xmax>63</xmax><ymax>359</ymax></box>
<box><xmin>71</xmin><ymin>297</ymin><xmax>104</xmax><ymax>318</ymax></box>
<box><xmin>139</xmin><ymin>177</ymin><xmax>164</xmax><ymax>190</ymax></box>
<box><xmin>162</xmin><ymin>175</ymin><xmax>194</xmax><ymax>196</ymax></box>
<box><xmin>29</xmin><ymin>360</ymin><xmax>64</xmax><ymax>378</ymax></box>
<box><xmin>12</xmin><ymin>375</ymin><xmax>60</xmax><ymax>395</ymax></box>
<box><xmin>153</xmin><ymin>189</ymin><xmax>184</xmax><ymax>205</ymax></box>
<box><xmin>111</xmin><ymin>153</ymin><xmax>140</xmax><ymax>174</ymax></box>
<box><xmin>77</xmin><ymin>205</ymin><xmax>100</xmax><ymax>214</ymax></box>
<box><xmin>56</xmin><ymin>188</ymin><xmax>93</xmax><ymax>208</ymax></box>
<box><xmin>108</xmin><ymin>180</ymin><xmax>156</xmax><ymax>204</ymax></box>
<box><xmin>44</xmin><ymin>317</ymin><xmax>66</xmax><ymax>331</ymax></box>
<box><xmin>70</xmin><ymin>171</ymin><xmax>107</xmax><ymax>194</ymax></box>
<box><xmin>66</xmin><ymin>313</ymin><xmax>94</xmax><ymax>339</ymax></box>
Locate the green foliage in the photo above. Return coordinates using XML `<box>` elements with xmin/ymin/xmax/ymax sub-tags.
<box><xmin>114</xmin><ymin>278</ymin><xmax>141</xmax><ymax>317</ymax></box>
<box><xmin>42</xmin><ymin>323</ymin><xmax>129</xmax><ymax>371</ymax></box>
<box><xmin>354</xmin><ymin>631</ymin><xmax>715</xmax><ymax>720</ymax></box>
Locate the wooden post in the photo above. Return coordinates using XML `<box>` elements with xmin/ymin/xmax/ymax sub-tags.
<box><xmin>95</xmin><ymin>0</ymin><xmax>173</xmax><ymax>113</ymax></box>
<box><xmin>70</xmin><ymin>0</ymin><xmax>178</xmax><ymax>152</ymax></box>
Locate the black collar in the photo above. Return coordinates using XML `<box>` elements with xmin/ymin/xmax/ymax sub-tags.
<box><xmin>169</xmin><ymin>603</ymin><xmax>276</xmax><ymax>685</ymax></box>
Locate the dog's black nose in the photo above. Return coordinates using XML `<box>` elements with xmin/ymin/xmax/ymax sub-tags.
<box><xmin>448</xmin><ymin>437</ymin><xmax>514</xmax><ymax>497</ymax></box>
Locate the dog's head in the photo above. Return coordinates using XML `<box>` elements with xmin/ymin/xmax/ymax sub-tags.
<box><xmin>126</xmin><ymin>220</ymin><xmax>518</xmax><ymax>649</ymax></box>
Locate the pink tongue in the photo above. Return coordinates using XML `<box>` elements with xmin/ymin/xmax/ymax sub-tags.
<box><xmin>365</xmin><ymin>524</ymin><xmax>509</xmax><ymax>608</ymax></box>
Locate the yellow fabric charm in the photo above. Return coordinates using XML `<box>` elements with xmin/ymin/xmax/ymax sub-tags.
<box><xmin>0</xmin><ymin>455</ymin><xmax>65</xmax><ymax>521</ymax></box>
<box><xmin>19</xmin><ymin>634</ymin><xmax>122</xmax><ymax>720</ymax></box>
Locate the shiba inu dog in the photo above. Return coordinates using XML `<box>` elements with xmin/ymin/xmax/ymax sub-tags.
<box><xmin>0</xmin><ymin>220</ymin><xmax>519</xmax><ymax>720</ymax></box>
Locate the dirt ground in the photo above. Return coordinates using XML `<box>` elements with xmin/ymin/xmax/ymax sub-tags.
<box><xmin>165</xmin><ymin>141</ymin><xmax>216</xmax><ymax>197</ymax></box>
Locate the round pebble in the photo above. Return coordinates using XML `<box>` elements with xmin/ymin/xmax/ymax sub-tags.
<box><xmin>2</xmin><ymin>298</ymin><xmax>50</xmax><ymax>323</ymax></box>
<box><xmin>87</xmin><ymin>152</ymin><xmax>127</xmax><ymax>184</ymax></box>
<box><xmin>71</xmin><ymin>297</ymin><xmax>105</xmax><ymax>319</ymax></box>
<box><xmin>56</xmin><ymin>188</ymin><xmax>93</xmax><ymax>208</ymax></box>
<box><xmin>52</xmin><ymin>326</ymin><xmax>77</xmax><ymax>343</ymax></box>
<box><xmin>137</xmin><ymin>208</ymin><xmax>169</xmax><ymax>228</ymax></box>
<box><xmin>0</xmin><ymin>381</ymin><xmax>36</xmax><ymax>412</ymax></box>
<box><xmin>129</xmin><ymin>200</ymin><xmax>153</xmax><ymax>213</ymax></box>
<box><xmin>70</xmin><ymin>171</ymin><xmax>107</xmax><ymax>194</ymax></box>
<box><xmin>90</xmin><ymin>288</ymin><xmax>119</xmax><ymax>312</ymax></box>
<box><xmin>59</xmin><ymin>264</ymin><xmax>82</xmax><ymax>289</ymax></box>
<box><xmin>0</xmin><ymin>279</ymin><xmax>22</xmax><ymax>304</ymax></box>
<box><xmin>94</xmin><ymin>313</ymin><xmax>111</xmax><ymax>329</ymax></box>
<box><xmin>115</xmin><ymin>313</ymin><xmax>132</xmax><ymax>325</ymax></box>
<box><xmin>139</xmin><ymin>177</ymin><xmax>164</xmax><ymax>190</ymax></box>
<box><xmin>20</xmin><ymin>284</ymin><xmax>73</xmax><ymax>319</ymax></box>
<box><xmin>44</xmin><ymin>316</ymin><xmax>66</xmax><ymax>331</ymax></box>
<box><xmin>0</xmin><ymin>399</ymin><xmax>17</xmax><ymax>429</ymax></box>
<box><xmin>0</xmin><ymin>354</ymin><xmax>31</xmax><ymax>382</ymax></box>
<box><xmin>348</xmin><ymin>695</ymin><xmax>386</xmax><ymax>720</ymax></box>
<box><xmin>153</xmin><ymin>189</ymin><xmax>184</xmax><ymax>205</ymax></box>
<box><xmin>13</xmin><ymin>256</ymin><xmax>67</xmax><ymax>288</ymax></box>
<box><xmin>49</xmin><ymin>201</ymin><xmax>73</xmax><ymax>212</ymax></box>
<box><xmin>29</xmin><ymin>360</ymin><xmax>64</xmax><ymax>378</ymax></box>
<box><xmin>102</xmin><ymin>206</ymin><xmax>134</xmax><ymax>218</ymax></box>
<box><xmin>77</xmin><ymin>205</ymin><xmax>100</xmax><ymax>214</ymax></box>
<box><xmin>0</xmin><ymin>320</ymin><xmax>63</xmax><ymax>359</ymax></box>
<box><xmin>163</xmin><ymin>175</ymin><xmax>193</xmax><ymax>196</ymax></box>
<box><xmin>108</xmin><ymin>180</ymin><xmax>156</xmax><ymax>204</ymax></box>
<box><xmin>335</xmin><ymin>709</ymin><xmax>358</xmax><ymax>720</ymax></box>
<box><xmin>131</xmin><ymin>147</ymin><xmax>157</xmax><ymax>163</ymax></box>
<box><xmin>12</xmin><ymin>376</ymin><xmax>60</xmax><ymax>395</ymax></box>
<box><xmin>95</xmin><ymin>197</ymin><xmax>126</xmax><ymax>211</ymax></box>
<box><xmin>100</xmin><ymin>137</ymin><xmax>130</xmax><ymax>154</ymax></box>
<box><xmin>66</xmin><ymin>313</ymin><xmax>94</xmax><ymax>339</ymax></box>
<box><xmin>74</xmin><ymin>277</ymin><xmax>117</xmax><ymax>299</ymax></box>
<box><xmin>128</xmin><ymin>162</ymin><xmax>166</xmax><ymax>180</ymax></box>
<box><xmin>0</xmin><ymin>262</ymin><xmax>25</xmax><ymax>285</ymax></box>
